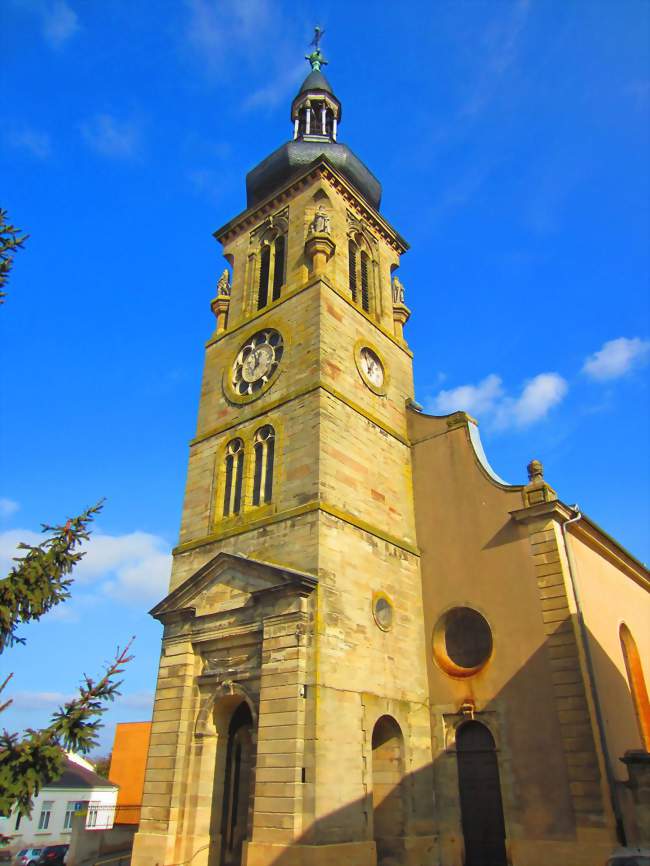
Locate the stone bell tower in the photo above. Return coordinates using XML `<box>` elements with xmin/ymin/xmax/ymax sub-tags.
<box><xmin>131</xmin><ymin>35</ymin><xmax>434</xmax><ymax>866</ymax></box>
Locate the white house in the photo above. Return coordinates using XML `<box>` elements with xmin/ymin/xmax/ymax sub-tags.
<box><xmin>0</xmin><ymin>753</ymin><xmax>118</xmax><ymax>849</ymax></box>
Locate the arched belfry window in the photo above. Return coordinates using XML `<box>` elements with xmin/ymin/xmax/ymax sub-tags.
<box><xmin>252</xmin><ymin>425</ymin><xmax>275</xmax><ymax>506</ymax></box>
<box><xmin>254</xmin><ymin>218</ymin><xmax>288</xmax><ymax>312</ymax></box>
<box><xmin>620</xmin><ymin>623</ymin><xmax>650</xmax><ymax>750</ymax></box>
<box><xmin>348</xmin><ymin>233</ymin><xmax>373</xmax><ymax>314</ymax></box>
<box><xmin>223</xmin><ymin>438</ymin><xmax>244</xmax><ymax>517</ymax></box>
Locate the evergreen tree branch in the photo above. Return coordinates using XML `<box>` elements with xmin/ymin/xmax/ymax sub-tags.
<box><xmin>0</xmin><ymin>639</ymin><xmax>134</xmax><ymax>816</ymax></box>
<box><xmin>0</xmin><ymin>501</ymin><xmax>104</xmax><ymax>653</ymax></box>
<box><xmin>0</xmin><ymin>208</ymin><xmax>29</xmax><ymax>305</ymax></box>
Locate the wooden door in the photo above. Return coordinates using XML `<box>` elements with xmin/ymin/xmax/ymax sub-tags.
<box><xmin>221</xmin><ymin>702</ymin><xmax>254</xmax><ymax>866</ymax></box>
<box><xmin>456</xmin><ymin>721</ymin><xmax>507</xmax><ymax>866</ymax></box>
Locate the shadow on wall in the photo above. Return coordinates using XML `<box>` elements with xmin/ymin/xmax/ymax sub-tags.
<box><xmin>209</xmin><ymin>621</ymin><xmax>646</xmax><ymax>866</ymax></box>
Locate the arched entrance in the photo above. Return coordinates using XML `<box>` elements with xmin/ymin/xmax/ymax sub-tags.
<box><xmin>220</xmin><ymin>701</ymin><xmax>254</xmax><ymax>866</ymax></box>
<box><xmin>371</xmin><ymin>715</ymin><xmax>405</xmax><ymax>864</ymax></box>
<box><xmin>456</xmin><ymin>721</ymin><xmax>507</xmax><ymax>866</ymax></box>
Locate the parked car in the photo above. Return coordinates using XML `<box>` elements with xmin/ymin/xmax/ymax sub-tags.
<box><xmin>13</xmin><ymin>850</ymin><xmax>43</xmax><ymax>866</ymax></box>
<box><xmin>607</xmin><ymin>850</ymin><xmax>650</xmax><ymax>866</ymax></box>
<box><xmin>34</xmin><ymin>848</ymin><xmax>68</xmax><ymax>866</ymax></box>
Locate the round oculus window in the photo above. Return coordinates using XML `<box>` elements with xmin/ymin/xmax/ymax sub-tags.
<box><xmin>433</xmin><ymin>607</ymin><xmax>493</xmax><ymax>677</ymax></box>
<box><xmin>232</xmin><ymin>329</ymin><xmax>283</xmax><ymax>396</ymax></box>
<box><xmin>372</xmin><ymin>593</ymin><xmax>394</xmax><ymax>631</ymax></box>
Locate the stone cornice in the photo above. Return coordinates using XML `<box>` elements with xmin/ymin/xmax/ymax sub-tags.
<box><xmin>204</xmin><ymin>274</ymin><xmax>413</xmax><ymax>357</ymax></box>
<box><xmin>214</xmin><ymin>156</ymin><xmax>409</xmax><ymax>254</ymax></box>
<box><xmin>190</xmin><ymin>380</ymin><xmax>409</xmax><ymax>449</ymax></box>
<box><xmin>173</xmin><ymin>499</ymin><xmax>420</xmax><ymax>558</ymax></box>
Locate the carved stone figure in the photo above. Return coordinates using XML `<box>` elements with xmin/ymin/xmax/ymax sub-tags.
<box><xmin>392</xmin><ymin>275</ymin><xmax>405</xmax><ymax>305</ymax></box>
<box><xmin>309</xmin><ymin>206</ymin><xmax>331</xmax><ymax>236</ymax></box>
<box><xmin>217</xmin><ymin>268</ymin><xmax>231</xmax><ymax>296</ymax></box>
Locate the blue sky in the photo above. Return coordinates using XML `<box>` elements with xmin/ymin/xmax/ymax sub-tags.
<box><xmin>1</xmin><ymin>0</ymin><xmax>648</xmax><ymax>754</ymax></box>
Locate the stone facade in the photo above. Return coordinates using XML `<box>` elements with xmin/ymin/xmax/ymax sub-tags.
<box><xmin>131</xmin><ymin>68</ymin><xmax>650</xmax><ymax>866</ymax></box>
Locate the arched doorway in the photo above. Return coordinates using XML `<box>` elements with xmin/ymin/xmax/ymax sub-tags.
<box><xmin>456</xmin><ymin>721</ymin><xmax>507</xmax><ymax>866</ymax></box>
<box><xmin>371</xmin><ymin>715</ymin><xmax>405</xmax><ymax>864</ymax></box>
<box><xmin>220</xmin><ymin>701</ymin><xmax>254</xmax><ymax>866</ymax></box>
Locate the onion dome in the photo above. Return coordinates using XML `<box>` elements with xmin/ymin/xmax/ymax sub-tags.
<box><xmin>245</xmin><ymin>32</ymin><xmax>382</xmax><ymax>210</ymax></box>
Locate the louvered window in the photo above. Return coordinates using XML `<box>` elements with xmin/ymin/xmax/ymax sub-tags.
<box><xmin>272</xmin><ymin>235</ymin><xmax>285</xmax><ymax>301</ymax></box>
<box><xmin>360</xmin><ymin>251</ymin><xmax>370</xmax><ymax>312</ymax></box>
<box><xmin>258</xmin><ymin>244</ymin><xmax>271</xmax><ymax>310</ymax></box>
<box><xmin>252</xmin><ymin>426</ymin><xmax>275</xmax><ymax>506</ymax></box>
<box><xmin>348</xmin><ymin>241</ymin><xmax>358</xmax><ymax>303</ymax></box>
<box><xmin>223</xmin><ymin>438</ymin><xmax>244</xmax><ymax>517</ymax></box>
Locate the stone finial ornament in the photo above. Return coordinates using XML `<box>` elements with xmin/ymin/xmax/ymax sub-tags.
<box><xmin>527</xmin><ymin>459</ymin><xmax>544</xmax><ymax>483</ymax></box>
<box><xmin>216</xmin><ymin>268</ymin><xmax>231</xmax><ymax>296</ymax></box>
<box><xmin>392</xmin><ymin>275</ymin><xmax>405</xmax><ymax>305</ymax></box>
<box><xmin>308</xmin><ymin>206</ymin><xmax>331</xmax><ymax>236</ymax></box>
<box><xmin>523</xmin><ymin>457</ymin><xmax>557</xmax><ymax>507</ymax></box>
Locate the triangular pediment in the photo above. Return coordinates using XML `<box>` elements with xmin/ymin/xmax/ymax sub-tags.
<box><xmin>150</xmin><ymin>552</ymin><xmax>317</xmax><ymax>622</ymax></box>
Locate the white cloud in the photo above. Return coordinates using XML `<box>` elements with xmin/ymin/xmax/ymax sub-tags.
<box><xmin>432</xmin><ymin>374</ymin><xmax>505</xmax><ymax>417</ymax></box>
<box><xmin>500</xmin><ymin>373</ymin><xmax>568</xmax><ymax>428</ymax></box>
<box><xmin>185</xmin><ymin>0</ymin><xmax>272</xmax><ymax>75</ymax></box>
<box><xmin>0</xmin><ymin>527</ymin><xmax>171</xmax><ymax>605</ymax></box>
<box><xmin>460</xmin><ymin>0</ymin><xmax>531</xmax><ymax>118</ymax></box>
<box><xmin>188</xmin><ymin>168</ymin><xmax>223</xmax><ymax>203</ymax></box>
<box><xmin>0</xmin><ymin>498</ymin><xmax>20</xmax><ymax>519</ymax></box>
<box><xmin>116</xmin><ymin>690</ymin><xmax>154</xmax><ymax>711</ymax></box>
<box><xmin>6</xmin><ymin>129</ymin><xmax>52</xmax><ymax>159</ymax></box>
<box><xmin>243</xmin><ymin>62</ymin><xmax>305</xmax><ymax>111</ymax></box>
<box><xmin>582</xmin><ymin>337</ymin><xmax>650</xmax><ymax>382</ymax></box>
<box><xmin>429</xmin><ymin>371</ymin><xmax>568</xmax><ymax>430</ymax></box>
<box><xmin>80</xmin><ymin>114</ymin><xmax>142</xmax><ymax>159</ymax></box>
<box><xmin>42</xmin><ymin>0</ymin><xmax>79</xmax><ymax>49</ymax></box>
<box><xmin>10</xmin><ymin>690</ymin><xmax>70</xmax><ymax>711</ymax></box>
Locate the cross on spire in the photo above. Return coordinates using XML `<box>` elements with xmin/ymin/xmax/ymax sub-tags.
<box><xmin>305</xmin><ymin>26</ymin><xmax>328</xmax><ymax>71</ymax></box>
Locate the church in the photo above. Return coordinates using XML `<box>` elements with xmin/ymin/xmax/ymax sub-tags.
<box><xmin>131</xmin><ymin>42</ymin><xmax>650</xmax><ymax>866</ymax></box>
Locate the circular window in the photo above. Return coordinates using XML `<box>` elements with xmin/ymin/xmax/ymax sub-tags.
<box><xmin>433</xmin><ymin>607</ymin><xmax>492</xmax><ymax>677</ymax></box>
<box><xmin>372</xmin><ymin>593</ymin><xmax>394</xmax><ymax>631</ymax></box>
<box><xmin>231</xmin><ymin>329</ymin><xmax>283</xmax><ymax>397</ymax></box>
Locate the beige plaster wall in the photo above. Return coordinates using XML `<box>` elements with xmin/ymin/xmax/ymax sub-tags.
<box><xmin>409</xmin><ymin>411</ymin><xmax>586</xmax><ymax>844</ymax></box>
<box><xmin>568</xmin><ymin>532</ymin><xmax>650</xmax><ymax>776</ymax></box>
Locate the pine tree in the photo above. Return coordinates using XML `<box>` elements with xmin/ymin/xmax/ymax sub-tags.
<box><xmin>0</xmin><ymin>504</ymin><xmax>134</xmax><ymax>815</ymax></box>
<box><xmin>0</xmin><ymin>214</ymin><xmax>133</xmax><ymax>815</ymax></box>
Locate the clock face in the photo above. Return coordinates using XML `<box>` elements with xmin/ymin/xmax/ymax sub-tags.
<box><xmin>232</xmin><ymin>329</ymin><xmax>283</xmax><ymax>396</ymax></box>
<box><xmin>360</xmin><ymin>347</ymin><xmax>384</xmax><ymax>388</ymax></box>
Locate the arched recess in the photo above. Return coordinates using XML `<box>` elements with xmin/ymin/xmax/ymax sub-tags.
<box><xmin>620</xmin><ymin>623</ymin><xmax>650</xmax><ymax>750</ymax></box>
<box><xmin>456</xmin><ymin>721</ymin><xmax>507</xmax><ymax>866</ymax></box>
<box><xmin>371</xmin><ymin>715</ymin><xmax>405</xmax><ymax>862</ymax></box>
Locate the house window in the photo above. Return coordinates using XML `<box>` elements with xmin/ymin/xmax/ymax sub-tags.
<box><xmin>252</xmin><ymin>425</ymin><xmax>275</xmax><ymax>506</ymax></box>
<box><xmin>64</xmin><ymin>801</ymin><xmax>84</xmax><ymax>830</ymax></box>
<box><xmin>223</xmin><ymin>438</ymin><xmax>244</xmax><ymax>517</ymax></box>
<box><xmin>86</xmin><ymin>802</ymin><xmax>100</xmax><ymax>828</ymax></box>
<box><xmin>38</xmin><ymin>800</ymin><xmax>54</xmax><ymax>830</ymax></box>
